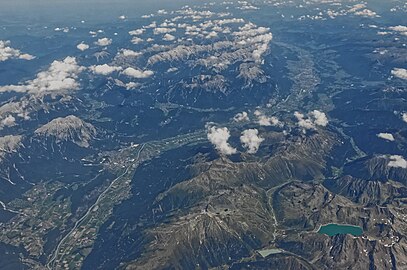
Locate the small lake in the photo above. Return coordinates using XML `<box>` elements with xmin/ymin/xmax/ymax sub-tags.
<box><xmin>318</xmin><ymin>223</ymin><xmax>363</xmax><ymax>237</ymax></box>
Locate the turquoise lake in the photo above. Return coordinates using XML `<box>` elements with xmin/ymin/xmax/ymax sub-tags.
<box><xmin>318</xmin><ymin>224</ymin><xmax>363</xmax><ymax>237</ymax></box>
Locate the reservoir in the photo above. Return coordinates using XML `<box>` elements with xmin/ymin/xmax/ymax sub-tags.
<box><xmin>257</xmin><ymin>248</ymin><xmax>283</xmax><ymax>258</ymax></box>
<box><xmin>318</xmin><ymin>223</ymin><xmax>363</xmax><ymax>237</ymax></box>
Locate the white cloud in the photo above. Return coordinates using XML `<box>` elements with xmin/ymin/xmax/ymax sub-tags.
<box><xmin>377</xmin><ymin>133</ymin><xmax>395</xmax><ymax>141</ymax></box>
<box><xmin>0</xmin><ymin>135</ymin><xmax>23</xmax><ymax>158</ymax></box>
<box><xmin>119</xmin><ymin>15</ymin><xmax>126</xmax><ymax>20</ymax></box>
<box><xmin>129</xmin><ymin>29</ymin><xmax>145</xmax><ymax>36</ymax></box>
<box><xmin>388</xmin><ymin>25</ymin><xmax>407</xmax><ymax>32</ymax></box>
<box><xmin>259</xmin><ymin>115</ymin><xmax>279</xmax><ymax>126</ymax></box>
<box><xmin>1</xmin><ymin>115</ymin><xmax>16</xmax><ymax>127</ymax></box>
<box><xmin>205</xmin><ymin>31</ymin><xmax>218</xmax><ymax>39</ymax></box>
<box><xmin>131</xmin><ymin>37</ymin><xmax>144</xmax><ymax>44</ymax></box>
<box><xmin>125</xmin><ymin>82</ymin><xmax>139</xmax><ymax>90</ymax></box>
<box><xmin>122</xmin><ymin>67</ymin><xmax>154</xmax><ymax>79</ymax></box>
<box><xmin>207</xmin><ymin>126</ymin><xmax>237</xmax><ymax>155</ymax></box>
<box><xmin>254</xmin><ymin>110</ymin><xmax>279</xmax><ymax>126</ymax></box>
<box><xmin>167</xmin><ymin>67</ymin><xmax>178</xmax><ymax>73</ymax></box>
<box><xmin>216</xmin><ymin>18</ymin><xmax>245</xmax><ymax>25</ymax></box>
<box><xmin>163</xmin><ymin>33</ymin><xmax>176</xmax><ymax>41</ymax></box>
<box><xmin>0</xmin><ymin>40</ymin><xmax>35</xmax><ymax>62</ymax></box>
<box><xmin>240</xmin><ymin>129</ymin><xmax>264</xmax><ymax>154</ymax></box>
<box><xmin>114</xmin><ymin>79</ymin><xmax>140</xmax><ymax>90</ymax></box>
<box><xmin>354</xmin><ymin>9</ymin><xmax>378</xmax><ymax>18</ymax></box>
<box><xmin>294</xmin><ymin>112</ymin><xmax>315</xmax><ymax>130</ymax></box>
<box><xmin>391</xmin><ymin>68</ymin><xmax>407</xmax><ymax>80</ymax></box>
<box><xmin>0</xmin><ymin>57</ymin><xmax>84</xmax><ymax>94</ymax></box>
<box><xmin>142</xmin><ymin>14</ymin><xmax>154</xmax><ymax>19</ymax></box>
<box><xmin>402</xmin><ymin>113</ymin><xmax>407</xmax><ymax>123</ymax></box>
<box><xmin>144</xmin><ymin>22</ymin><xmax>157</xmax><ymax>28</ymax></box>
<box><xmin>388</xmin><ymin>155</ymin><xmax>407</xmax><ymax>169</ymax></box>
<box><xmin>153</xmin><ymin>27</ymin><xmax>176</xmax><ymax>35</ymax></box>
<box><xmin>89</xmin><ymin>64</ymin><xmax>122</xmax><ymax>75</ymax></box>
<box><xmin>157</xmin><ymin>9</ymin><xmax>168</xmax><ymax>15</ymax></box>
<box><xmin>348</xmin><ymin>4</ymin><xmax>379</xmax><ymax>18</ymax></box>
<box><xmin>119</xmin><ymin>49</ymin><xmax>142</xmax><ymax>57</ymax></box>
<box><xmin>309</xmin><ymin>110</ymin><xmax>328</xmax><ymax>127</ymax></box>
<box><xmin>233</xmin><ymin>111</ymin><xmax>249</xmax><ymax>122</ymax></box>
<box><xmin>18</xmin><ymin>54</ymin><xmax>35</xmax><ymax>60</ymax></box>
<box><xmin>294</xmin><ymin>110</ymin><xmax>328</xmax><ymax>130</ymax></box>
<box><xmin>95</xmin><ymin>37</ymin><xmax>112</xmax><ymax>46</ymax></box>
<box><xmin>76</xmin><ymin>43</ymin><xmax>90</xmax><ymax>51</ymax></box>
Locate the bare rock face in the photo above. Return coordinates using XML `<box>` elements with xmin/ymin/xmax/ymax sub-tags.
<box><xmin>125</xmin><ymin>131</ymin><xmax>341</xmax><ymax>269</ymax></box>
<box><xmin>324</xmin><ymin>175</ymin><xmax>407</xmax><ymax>205</ymax></box>
<box><xmin>238</xmin><ymin>62</ymin><xmax>268</xmax><ymax>85</ymax></box>
<box><xmin>344</xmin><ymin>155</ymin><xmax>407</xmax><ymax>184</ymax></box>
<box><xmin>35</xmin><ymin>115</ymin><xmax>96</xmax><ymax>147</ymax></box>
<box><xmin>0</xmin><ymin>135</ymin><xmax>23</xmax><ymax>160</ymax></box>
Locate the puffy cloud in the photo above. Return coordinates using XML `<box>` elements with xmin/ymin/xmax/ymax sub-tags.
<box><xmin>142</xmin><ymin>14</ymin><xmax>154</xmax><ymax>19</ymax></box>
<box><xmin>153</xmin><ymin>27</ymin><xmax>176</xmax><ymax>35</ymax></box>
<box><xmin>309</xmin><ymin>110</ymin><xmax>328</xmax><ymax>127</ymax></box>
<box><xmin>0</xmin><ymin>57</ymin><xmax>84</xmax><ymax>94</ymax></box>
<box><xmin>354</xmin><ymin>9</ymin><xmax>378</xmax><ymax>18</ymax></box>
<box><xmin>237</xmin><ymin>4</ymin><xmax>259</xmax><ymax>10</ymax></box>
<box><xmin>163</xmin><ymin>33</ymin><xmax>176</xmax><ymax>41</ymax></box>
<box><xmin>125</xmin><ymin>82</ymin><xmax>139</xmax><ymax>90</ymax></box>
<box><xmin>144</xmin><ymin>22</ymin><xmax>157</xmax><ymax>28</ymax></box>
<box><xmin>216</xmin><ymin>18</ymin><xmax>245</xmax><ymax>25</ymax></box>
<box><xmin>0</xmin><ymin>135</ymin><xmax>23</xmax><ymax>161</ymax></box>
<box><xmin>1</xmin><ymin>115</ymin><xmax>16</xmax><ymax>127</ymax></box>
<box><xmin>294</xmin><ymin>112</ymin><xmax>314</xmax><ymax>130</ymax></box>
<box><xmin>54</xmin><ymin>27</ymin><xmax>70</xmax><ymax>33</ymax></box>
<box><xmin>233</xmin><ymin>24</ymin><xmax>269</xmax><ymax>37</ymax></box>
<box><xmin>233</xmin><ymin>111</ymin><xmax>249</xmax><ymax>122</ymax></box>
<box><xmin>294</xmin><ymin>110</ymin><xmax>328</xmax><ymax>130</ymax></box>
<box><xmin>114</xmin><ymin>79</ymin><xmax>140</xmax><ymax>90</ymax></box>
<box><xmin>131</xmin><ymin>37</ymin><xmax>144</xmax><ymax>44</ymax></box>
<box><xmin>377</xmin><ymin>133</ymin><xmax>394</xmax><ymax>141</ymax></box>
<box><xmin>95</xmin><ymin>37</ymin><xmax>112</xmax><ymax>46</ymax></box>
<box><xmin>129</xmin><ymin>29</ymin><xmax>145</xmax><ymax>35</ymax></box>
<box><xmin>19</xmin><ymin>54</ymin><xmax>35</xmax><ymax>60</ymax></box>
<box><xmin>89</xmin><ymin>64</ymin><xmax>122</xmax><ymax>75</ymax></box>
<box><xmin>166</xmin><ymin>67</ymin><xmax>178</xmax><ymax>73</ymax></box>
<box><xmin>240</xmin><ymin>129</ymin><xmax>264</xmax><ymax>154</ymax></box>
<box><xmin>348</xmin><ymin>4</ymin><xmax>379</xmax><ymax>18</ymax></box>
<box><xmin>402</xmin><ymin>113</ymin><xmax>407</xmax><ymax>123</ymax></box>
<box><xmin>254</xmin><ymin>110</ymin><xmax>279</xmax><ymax>126</ymax></box>
<box><xmin>0</xmin><ymin>40</ymin><xmax>35</xmax><ymax>61</ymax></box>
<box><xmin>207</xmin><ymin>126</ymin><xmax>237</xmax><ymax>155</ymax></box>
<box><xmin>388</xmin><ymin>25</ymin><xmax>407</xmax><ymax>32</ymax></box>
<box><xmin>76</xmin><ymin>43</ymin><xmax>89</xmax><ymax>51</ymax></box>
<box><xmin>205</xmin><ymin>31</ymin><xmax>218</xmax><ymax>39</ymax></box>
<box><xmin>122</xmin><ymin>67</ymin><xmax>154</xmax><ymax>78</ymax></box>
<box><xmin>391</xmin><ymin>68</ymin><xmax>407</xmax><ymax>80</ymax></box>
<box><xmin>0</xmin><ymin>100</ymin><xmax>30</xmax><ymax>121</ymax></box>
<box><xmin>119</xmin><ymin>49</ymin><xmax>142</xmax><ymax>57</ymax></box>
<box><xmin>388</xmin><ymin>155</ymin><xmax>407</xmax><ymax>169</ymax></box>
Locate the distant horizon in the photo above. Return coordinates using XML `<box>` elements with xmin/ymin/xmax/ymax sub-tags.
<box><xmin>0</xmin><ymin>0</ymin><xmax>205</xmax><ymax>26</ymax></box>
